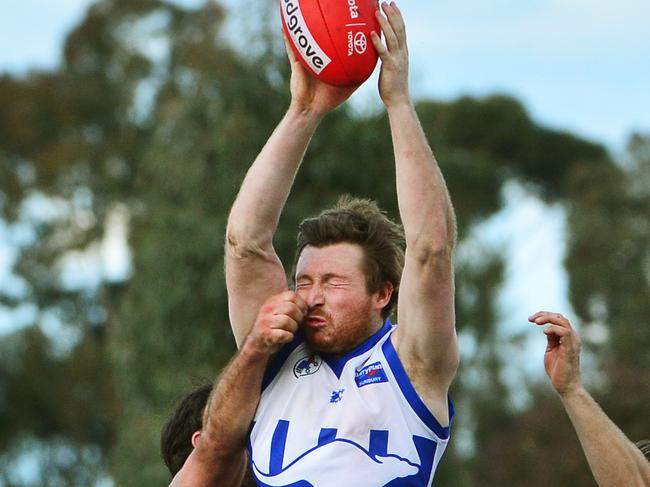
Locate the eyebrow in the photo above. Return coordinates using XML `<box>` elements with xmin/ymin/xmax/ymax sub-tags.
<box><xmin>295</xmin><ymin>272</ymin><xmax>351</xmax><ymax>281</ymax></box>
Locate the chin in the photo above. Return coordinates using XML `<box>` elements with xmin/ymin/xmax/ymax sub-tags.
<box><xmin>304</xmin><ymin>330</ymin><xmax>335</xmax><ymax>354</ymax></box>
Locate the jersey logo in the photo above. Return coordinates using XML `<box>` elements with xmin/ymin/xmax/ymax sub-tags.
<box><xmin>251</xmin><ymin>421</ymin><xmax>438</xmax><ymax>486</ymax></box>
<box><xmin>329</xmin><ymin>389</ymin><xmax>345</xmax><ymax>403</ymax></box>
<box><xmin>355</xmin><ymin>361</ymin><xmax>388</xmax><ymax>388</ymax></box>
<box><xmin>293</xmin><ymin>355</ymin><xmax>322</xmax><ymax>378</ymax></box>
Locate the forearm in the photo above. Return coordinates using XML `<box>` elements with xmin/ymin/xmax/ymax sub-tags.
<box><xmin>174</xmin><ymin>344</ymin><xmax>267</xmax><ymax>487</ymax></box>
<box><xmin>170</xmin><ymin>449</ymin><xmax>246</xmax><ymax>487</ymax></box>
<box><xmin>561</xmin><ymin>386</ymin><xmax>650</xmax><ymax>487</ymax></box>
<box><xmin>388</xmin><ymin>102</ymin><xmax>456</xmax><ymax>255</ymax></box>
<box><xmin>389</xmin><ymin>101</ymin><xmax>458</xmax><ymax>391</ymax></box>
<box><xmin>226</xmin><ymin>106</ymin><xmax>323</xmax><ymax>252</ymax></box>
<box><xmin>201</xmin><ymin>342</ymin><xmax>270</xmax><ymax>454</ymax></box>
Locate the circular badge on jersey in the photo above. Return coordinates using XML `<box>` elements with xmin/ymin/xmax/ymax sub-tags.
<box><xmin>293</xmin><ymin>354</ymin><xmax>322</xmax><ymax>378</ymax></box>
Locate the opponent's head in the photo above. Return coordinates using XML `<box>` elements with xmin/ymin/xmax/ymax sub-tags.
<box><xmin>160</xmin><ymin>383</ymin><xmax>212</xmax><ymax>476</ymax></box>
<box><xmin>293</xmin><ymin>196</ymin><xmax>404</xmax><ymax>353</ymax></box>
<box><xmin>637</xmin><ymin>439</ymin><xmax>650</xmax><ymax>462</ymax></box>
<box><xmin>160</xmin><ymin>384</ymin><xmax>257</xmax><ymax>486</ymax></box>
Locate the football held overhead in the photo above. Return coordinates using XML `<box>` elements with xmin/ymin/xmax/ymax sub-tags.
<box><xmin>281</xmin><ymin>0</ymin><xmax>380</xmax><ymax>86</ymax></box>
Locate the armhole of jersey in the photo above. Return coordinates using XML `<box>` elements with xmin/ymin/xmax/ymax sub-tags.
<box><xmin>382</xmin><ymin>335</ymin><xmax>454</xmax><ymax>439</ymax></box>
<box><xmin>261</xmin><ymin>332</ymin><xmax>304</xmax><ymax>392</ymax></box>
<box><xmin>246</xmin><ymin>423</ymin><xmax>254</xmax><ymax>463</ymax></box>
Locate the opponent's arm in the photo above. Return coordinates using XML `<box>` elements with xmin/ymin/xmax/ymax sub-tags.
<box><xmin>371</xmin><ymin>2</ymin><xmax>458</xmax><ymax>414</ymax></box>
<box><xmin>171</xmin><ymin>292</ymin><xmax>307</xmax><ymax>487</ymax></box>
<box><xmin>529</xmin><ymin>311</ymin><xmax>650</xmax><ymax>487</ymax></box>
<box><xmin>225</xmin><ymin>39</ymin><xmax>355</xmax><ymax>347</ymax></box>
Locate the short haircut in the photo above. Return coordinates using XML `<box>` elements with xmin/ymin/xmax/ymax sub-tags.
<box><xmin>293</xmin><ymin>196</ymin><xmax>405</xmax><ymax>319</ymax></box>
<box><xmin>637</xmin><ymin>439</ymin><xmax>650</xmax><ymax>462</ymax></box>
<box><xmin>160</xmin><ymin>383</ymin><xmax>212</xmax><ymax>476</ymax></box>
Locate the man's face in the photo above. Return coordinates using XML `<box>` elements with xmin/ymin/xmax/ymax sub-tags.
<box><xmin>295</xmin><ymin>242</ymin><xmax>389</xmax><ymax>355</ymax></box>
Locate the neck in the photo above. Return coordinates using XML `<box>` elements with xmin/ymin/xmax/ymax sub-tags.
<box><xmin>325</xmin><ymin>317</ymin><xmax>386</xmax><ymax>359</ymax></box>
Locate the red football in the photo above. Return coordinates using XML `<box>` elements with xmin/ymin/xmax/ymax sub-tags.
<box><xmin>281</xmin><ymin>0</ymin><xmax>380</xmax><ymax>87</ymax></box>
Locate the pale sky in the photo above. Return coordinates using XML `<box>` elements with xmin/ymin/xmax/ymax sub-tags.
<box><xmin>2</xmin><ymin>0</ymin><xmax>649</xmax><ymax>149</ymax></box>
<box><xmin>409</xmin><ymin>0</ymin><xmax>650</xmax><ymax>146</ymax></box>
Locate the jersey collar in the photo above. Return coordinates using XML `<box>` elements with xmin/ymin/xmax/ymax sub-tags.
<box><xmin>323</xmin><ymin>319</ymin><xmax>393</xmax><ymax>378</ymax></box>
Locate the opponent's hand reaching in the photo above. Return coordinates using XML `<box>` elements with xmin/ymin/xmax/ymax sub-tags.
<box><xmin>245</xmin><ymin>291</ymin><xmax>307</xmax><ymax>358</ymax></box>
<box><xmin>371</xmin><ymin>1</ymin><xmax>410</xmax><ymax>109</ymax></box>
<box><xmin>529</xmin><ymin>311</ymin><xmax>583</xmax><ymax>396</ymax></box>
<box><xmin>284</xmin><ymin>36</ymin><xmax>356</xmax><ymax>118</ymax></box>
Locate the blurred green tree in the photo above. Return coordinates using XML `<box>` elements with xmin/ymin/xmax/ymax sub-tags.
<box><xmin>565</xmin><ymin>132</ymin><xmax>650</xmax><ymax>452</ymax></box>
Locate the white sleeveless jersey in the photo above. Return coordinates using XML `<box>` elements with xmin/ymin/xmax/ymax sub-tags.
<box><xmin>248</xmin><ymin>320</ymin><xmax>454</xmax><ymax>486</ymax></box>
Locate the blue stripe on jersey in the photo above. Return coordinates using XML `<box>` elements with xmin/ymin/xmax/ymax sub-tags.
<box><xmin>382</xmin><ymin>336</ymin><xmax>453</xmax><ymax>439</ymax></box>
<box><xmin>318</xmin><ymin>428</ymin><xmax>337</xmax><ymax>446</ymax></box>
<box><xmin>256</xmin><ymin>480</ymin><xmax>313</xmax><ymax>487</ymax></box>
<box><xmin>369</xmin><ymin>429</ymin><xmax>389</xmax><ymax>457</ymax></box>
<box><xmin>269</xmin><ymin>420</ymin><xmax>290</xmax><ymax>474</ymax></box>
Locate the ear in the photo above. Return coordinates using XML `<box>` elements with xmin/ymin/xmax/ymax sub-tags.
<box><xmin>374</xmin><ymin>281</ymin><xmax>393</xmax><ymax>310</ymax></box>
<box><xmin>191</xmin><ymin>430</ymin><xmax>201</xmax><ymax>448</ymax></box>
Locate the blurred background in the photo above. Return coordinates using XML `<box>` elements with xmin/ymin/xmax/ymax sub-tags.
<box><xmin>0</xmin><ymin>0</ymin><xmax>649</xmax><ymax>485</ymax></box>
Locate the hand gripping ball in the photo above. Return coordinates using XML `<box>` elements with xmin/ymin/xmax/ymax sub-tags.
<box><xmin>281</xmin><ymin>0</ymin><xmax>380</xmax><ymax>87</ymax></box>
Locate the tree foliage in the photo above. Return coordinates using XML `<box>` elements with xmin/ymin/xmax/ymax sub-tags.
<box><xmin>0</xmin><ymin>0</ymin><xmax>648</xmax><ymax>485</ymax></box>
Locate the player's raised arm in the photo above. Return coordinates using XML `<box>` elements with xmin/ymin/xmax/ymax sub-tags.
<box><xmin>370</xmin><ymin>2</ymin><xmax>458</xmax><ymax>417</ymax></box>
<box><xmin>225</xmin><ymin>38</ymin><xmax>356</xmax><ymax>346</ymax></box>
<box><xmin>529</xmin><ymin>312</ymin><xmax>650</xmax><ymax>487</ymax></box>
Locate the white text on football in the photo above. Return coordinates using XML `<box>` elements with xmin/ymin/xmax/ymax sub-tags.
<box><xmin>282</xmin><ymin>0</ymin><xmax>332</xmax><ymax>74</ymax></box>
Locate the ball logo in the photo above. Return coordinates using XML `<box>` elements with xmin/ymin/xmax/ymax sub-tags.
<box><xmin>354</xmin><ymin>32</ymin><xmax>367</xmax><ymax>54</ymax></box>
<box><xmin>293</xmin><ymin>355</ymin><xmax>322</xmax><ymax>378</ymax></box>
<box><xmin>348</xmin><ymin>0</ymin><xmax>360</xmax><ymax>19</ymax></box>
<box><xmin>281</xmin><ymin>0</ymin><xmax>332</xmax><ymax>74</ymax></box>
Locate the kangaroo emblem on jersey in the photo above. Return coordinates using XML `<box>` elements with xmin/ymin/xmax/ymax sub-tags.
<box><xmin>252</xmin><ymin>438</ymin><xmax>418</xmax><ymax>486</ymax></box>
<box><xmin>293</xmin><ymin>355</ymin><xmax>322</xmax><ymax>378</ymax></box>
<box><xmin>251</xmin><ymin>420</ymin><xmax>439</xmax><ymax>486</ymax></box>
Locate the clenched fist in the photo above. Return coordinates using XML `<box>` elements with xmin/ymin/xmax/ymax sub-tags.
<box><xmin>244</xmin><ymin>291</ymin><xmax>308</xmax><ymax>358</ymax></box>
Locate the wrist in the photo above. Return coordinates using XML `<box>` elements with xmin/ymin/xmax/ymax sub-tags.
<box><xmin>287</xmin><ymin>103</ymin><xmax>326</xmax><ymax>127</ymax></box>
<box><xmin>558</xmin><ymin>382</ymin><xmax>587</xmax><ymax>402</ymax></box>
<box><xmin>385</xmin><ymin>97</ymin><xmax>415</xmax><ymax>115</ymax></box>
<box><xmin>240</xmin><ymin>336</ymin><xmax>274</xmax><ymax>365</ymax></box>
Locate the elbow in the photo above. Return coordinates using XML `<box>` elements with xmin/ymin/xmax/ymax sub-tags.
<box><xmin>408</xmin><ymin>237</ymin><xmax>454</xmax><ymax>268</ymax></box>
<box><xmin>406</xmin><ymin>216</ymin><xmax>457</xmax><ymax>265</ymax></box>
<box><xmin>225</xmin><ymin>226</ymin><xmax>273</xmax><ymax>261</ymax></box>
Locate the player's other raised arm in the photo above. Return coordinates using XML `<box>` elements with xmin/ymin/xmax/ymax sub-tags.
<box><xmin>225</xmin><ymin>38</ymin><xmax>356</xmax><ymax>346</ymax></box>
<box><xmin>371</xmin><ymin>2</ymin><xmax>458</xmax><ymax>408</ymax></box>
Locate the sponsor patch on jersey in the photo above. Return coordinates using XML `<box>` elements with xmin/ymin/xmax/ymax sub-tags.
<box><xmin>293</xmin><ymin>355</ymin><xmax>322</xmax><ymax>378</ymax></box>
<box><xmin>355</xmin><ymin>361</ymin><xmax>388</xmax><ymax>388</ymax></box>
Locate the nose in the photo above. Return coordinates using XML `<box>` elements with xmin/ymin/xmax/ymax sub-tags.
<box><xmin>306</xmin><ymin>283</ymin><xmax>325</xmax><ymax>308</ymax></box>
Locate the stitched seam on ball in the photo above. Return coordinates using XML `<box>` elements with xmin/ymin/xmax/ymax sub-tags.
<box><xmin>314</xmin><ymin>0</ymin><xmax>352</xmax><ymax>83</ymax></box>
